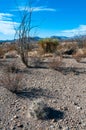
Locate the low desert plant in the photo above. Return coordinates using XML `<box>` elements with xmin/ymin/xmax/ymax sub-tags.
<box><xmin>0</xmin><ymin>47</ymin><xmax>6</xmax><ymax>58</ymax></box>
<box><xmin>49</xmin><ymin>56</ymin><xmax>63</xmax><ymax>70</ymax></box>
<box><xmin>0</xmin><ymin>44</ymin><xmax>17</xmax><ymax>58</ymax></box>
<box><xmin>28</xmin><ymin>99</ymin><xmax>49</xmax><ymax>120</ymax></box>
<box><xmin>57</xmin><ymin>42</ymin><xmax>78</xmax><ymax>56</ymax></box>
<box><xmin>38</xmin><ymin>38</ymin><xmax>59</xmax><ymax>53</ymax></box>
<box><xmin>6</xmin><ymin>44</ymin><xmax>17</xmax><ymax>51</ymax></box>
<box><xmin>0</xmin><ymin>72</ymin><xmax>24</xmax><ymax>93</ymax></box>
<box><xmin>73</xmin><ymin>35</ymin><xmax>86</xmax><ymax>49</ymax></box>
<box><xmin>30</xmin><ymin>56</ymin><xmax>42</xmax><ymax>67</ymax></box>
<box><xmin>4</xmin><ymin>62</ymin><xmax>20</xmax><ymax>73</ymax></box>
<box><xmin>73</xmin><ymin>48</ymin><xmax>86</xmax><ymax>62</ymax></box>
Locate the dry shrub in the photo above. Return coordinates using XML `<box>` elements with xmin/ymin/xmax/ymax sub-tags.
<box><xmin>57</xmin><ymin>42</ymin><xmax>78</xmax><ymax>55</ymax></box>
<box><xmin>0</xmin><ymin>58</ymin><xmax>25</xmax><ymax>93</ymax></box>
<box><xmin>0</xmin><ymin>73</ymin><xmax>23</xmax><ymax>93</ymax></box>
<box><xmin>28</xmin><ymin>43</ymin><xmax>38</xmax><ymax>51</ymax></box>
<box><xmin>0</xmin><ymin>62</ymin><xmax>24</xmax><ymax>93</ymax></box>
<box><xmin>28</xmin><ymin>99</ymin><xmax>49</xmax><ymax>120</ymax></box>
<box><xmin>0</xmin><ymin>47</ymin><xmax>6</xmax><ymax>58</ymax></box>
<box><xmin>6</xmin><ymin>44</ymin><xmax>17</xmax><ymax>51</ymax></box>
<box><xmin>49</xmin><ymin>56</ymin><xmax>63</xmax><ymax>70</ymax></box>
<box><xmin>73</xmin><ymin>48</ymin><xmax>86</xmax><ymax>62</ymax></box>
<box><xmin>3</xmin><ymin>50</ymin><xmax>20</xmax><ymax>59</ymax></box>
<box><xmin>82</xmin><ymin>42</ymin><xmax>86</xmax><ymax>48</ymax></box>
<box><xmin>28</xmin><ymin>50</ymin><xmax>38</xmax><ymax>57</ymax></box>
<box><xmin>73</xmin><ymin>35</ymin><xmax>86</xmax><ymax>49</ymax></box>
<box><xmin>0</xmin><ymin>44</ymin><xmax>17</xmax><ymax>58</ymax></box>
<box><xmin>38</xmin><ymin>38</ymin><xmax>59</xmax><ymax>54</ymax></box>
<box><xmin>4</xmin><ymin>62</ymin><xmax>20</xmax><ymax>73</ymax></box>
<box><xmin>30</xmin><ymin>56</ymin><xmax>42</xmax><ymax>67</ymax></box>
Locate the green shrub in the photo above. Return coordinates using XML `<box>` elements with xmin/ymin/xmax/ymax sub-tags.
<box><xmin>38</xmin><ymin>38</ymin><xmax>59</xmax><ymax>53</ymax></box>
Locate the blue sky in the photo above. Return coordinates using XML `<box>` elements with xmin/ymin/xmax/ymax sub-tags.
<box><xmin>0</xmin><ymin>0</ymin><xmax>86</xmax><ymax>40</ymax></box>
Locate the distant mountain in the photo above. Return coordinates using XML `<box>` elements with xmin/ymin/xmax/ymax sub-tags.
<box><xmin>50</xmin><ymin>36</ymin><xmax>69</xmax><ymax>40</ymax></box>
<box><xmin>0</xmin><ymin>36</ymin><xmax>71</xmax><ymax>44</ymax></box>
<box><xmin>32</xmin><ymin>36</ymin><xmax>42</xmax><ymax>41</ymax></box>
<box><xmin>0</xmin><ymin>37</ymin><xmax>39</xmax><ymax>44</ymax></box>
<box><xmin>0</xmin><ymin>39</ymin><xmax>15</xmax><ymax>43</ymax></box>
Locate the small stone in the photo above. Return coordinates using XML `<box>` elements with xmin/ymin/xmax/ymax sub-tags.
<box><xmin>11</xmin><ymin>102</ymin><xmax>15</xmax><ymax>105</ymax></box>
<box><xmin>52</xmin><ymin>100</ymin><xmax>57</xmax><ymax>103</ymax></box>
<box><xmin>22</xmin><ymin>106</ymin><xmax>26</xmax><ymax>109</ymax></box>
<box><xmin>13</xmin><ymin>115</ymin><xmax>17</xmax><ymax>119</ymax></box>
<box><xmin>17</xmin><ymin>122</ymin><xmax>23</xmax><ymax>128</ymax></box>
<box><xmin>76</xmin><ymin>106</ymin><xmax>82</xmax><ymax>110</ymax></box>
<box><xmin>64</xmin><ymin>107</ymin><xmax>68</xmax><ymax>111</ymax></box>
<box><xmin>74</xmin><ymin>102</ymin><xmax>78</xmax><ymax>106</ymax></box>
<box><xmin>15</xmin><ymin>100</ymin><xmax>18</xmax><ymax>103</ymax></box>
<box><xmin>10</xmin><ymin>118</ymin><xmax>14</xmax><ymax>121</ymax></box>
<box><xmin>13</xmin><ymin>115</ymin><xmax>19</xmax><ymax>119</ymax></box>
<box><xmin>51</xmin><ymin>119</ymin><xmax>57</xmax><ymax>123</ymax></box>
<box><xmin>16</xmin><ymin>108</ymin><xmax>21</xmax><ymax>111</ymax></box>
<box><xmin>10</xmin><ymin>125</ymin><xmax>16</xmax><ymax>130</ymax></box>
<box><xmin>50</xmin><ymin>125</ymin><xmax>54</xmax><ymax>128</ymax></box>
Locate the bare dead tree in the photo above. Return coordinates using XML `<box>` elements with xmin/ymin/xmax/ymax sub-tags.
<box><xmin>15</xmin><ymin>0</ymin><xmax>37</xmax><ymax>67</ymax></box>
<box><xmin>72</xmin><ymin>35</ymin><xmax>86</xmax><ymax>48</ymax></box>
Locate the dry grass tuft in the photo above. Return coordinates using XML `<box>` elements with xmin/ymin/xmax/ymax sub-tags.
<box><xmin>4</xmin><ymin>62</ymin><xmax>20</xmax><ymax>73</ymax></box>
<box><xmin>0</xmin><ymin>62</ymin><xmax>24</xmax><ymax>93</ymax></box>
<box><xmin>57</xmin><ymin>42</ymin><xmax>78</xmax><ymax>56</ymax></box>
<box><xmin>49</xmin><ymin>56</ymin><xmax>63</xmax><ymax>70</ymax></box>
<box><xmin>0</xmin><ymin>72</ymin><xmax>24</xmax><ymax>93</ymax></box>
<box><xmin>28</xmin><ymin>99</ymin><xmax>49</xmax><ymax>120</ymax></box>
<box><xmin>0</xmin><ymin>47</ymin><xmax>6</xmax><ymax>58</ymax></box>
<box><xmin>73</xmin><ymin>48</ymin><xmax>86</xmax><ymax>62</ymax></box>
<box><xmin>0</xmin><ymin>44</ymin><xmax>17</xmax><ymax>57</ymax></box>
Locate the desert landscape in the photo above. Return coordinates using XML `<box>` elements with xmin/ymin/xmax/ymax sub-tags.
<box><xmin>0</xmin><ymin>39</ymin><xmax>86</xmax><ymax>130</ymax></box>
<box><xmin>0</xmin><ymin>0</ymin><xmax>86</xmax><ymax>130</ymax></box>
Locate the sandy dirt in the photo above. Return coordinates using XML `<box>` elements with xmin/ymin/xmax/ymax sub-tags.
<box><xmin>0</xmin><ymin>57</ymin><xmax>86</xmax><ymax>130</ymax></box>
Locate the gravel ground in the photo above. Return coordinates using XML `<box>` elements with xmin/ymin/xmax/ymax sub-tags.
<box><xmin>0</xmin><ymin>57</ymin><xmax>86</xmax><ymax>130</ymax></box>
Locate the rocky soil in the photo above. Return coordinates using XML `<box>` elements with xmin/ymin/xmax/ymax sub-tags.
<box><xmin>0</xmin><ymin>57</ymin><xmax>86</xmax><ymax>130</ymax></box>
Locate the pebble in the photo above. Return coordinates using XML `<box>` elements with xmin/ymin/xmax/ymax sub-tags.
<box><xmin>17</xmin><ymin>122</ymin><xmax>23</xmax><ymax>128</ymax></box>
<box><xmin>10</xmin><ymin>125</ymin><xmax>16</xmax><ymax>130</ymax></box>
<box><xmin>76</xmin><ymin>106</ymin><xmax>82</xmax><ymax>110</ymax></box>
<box><xmin>51</xmin><ymin>119</ymin><xmax>57</xmax><ymax>123</ymax></box>
<box><xmin>50</xmin><ymin>125</ymin><xmax>55</xmax><ymax>129</ymax></box>
<box><xmin>10</xmin><ymin>115</ymin><xmax>19</xmax><ymax>121</ymax></box>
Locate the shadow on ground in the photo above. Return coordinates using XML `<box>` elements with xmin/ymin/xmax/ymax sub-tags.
<box><xmin>16</xmin><ymin>87</ymin><xmax>54</xmax><ymax>99</ymax></box>
<box><xmin>80</xmin><ymin>61</ymin><xmax>86</xmax><ymax>64</ymax></box>
<box><xmin>55</xmin><ymin>67</ymin><xmax>86</xmax><ymax>75</ymax></box>
<box><xmin>46</xmin><ymin>107</ymin><xmax>64</xmax><ymax>120</ymax></box>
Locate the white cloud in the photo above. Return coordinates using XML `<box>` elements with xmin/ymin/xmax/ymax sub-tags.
<box><xmin>0</xmin><ymin>13</ymin><xmax>13</xmax><ymax>21</ymax></box>
<box><xmin>0</xmin><ymin>20</ymin><xmax>18</xmax><ymax>35</ymax></box>
<box><xmin>16</xmin><ymin>6</ymin><xmax>56</xmax><ymax>12</ymax></box>
<box><xmin>57</xmin><ymin>25</ymin><xmax>86</xmax><ymax>37</ymax></box>
<box><xmin>0</xmin><ymin>13</ymin><xmax>18</xmax><ymax>39</ymax></box>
